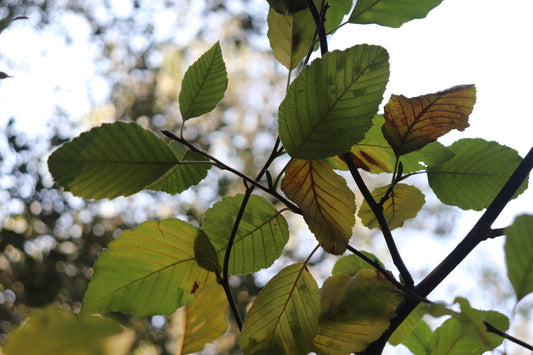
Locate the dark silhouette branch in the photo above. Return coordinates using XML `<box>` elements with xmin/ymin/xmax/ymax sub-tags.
<box><xmin>484</xmin><ymin>320</ymin><xmax>533</xmax><ymax>351</ymax></box>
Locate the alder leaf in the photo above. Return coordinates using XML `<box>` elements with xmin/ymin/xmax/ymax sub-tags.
<box><xmin>312</xmin><ymin>270</ymin><xmax>402</xmax><ymax>354</ymax></box>
<box><xmin>179</xmin><ymin>42</ymin><xmax>228</xmax><ymax>120</ymax></box>
<box><xmin>48</xmin><ymin>122</ymin><xmax>178</xmax><ymax>200</ymax></box>
<box><xmin>349</xmin><ymin>0</ymin><xmax>444</xmax><ymax>28</ymax></box>
<box><xmin>278</xmin><ymin>44</ymin><xmax>390</xmax><ymax>159</ymax></box>
<box><xmin>505</xmin><ymin>214</ymin><xmax>533</xmax><ymax>301</ymax></box>
<box><xmin>428</xmin><ymin>139</ymin><xmax>528</xmax><ymax>210</ymax></box>
<box><xmin>201</xmin><ymin>194</ymin><xmax>289</xmax><ymax>274</ymax></box>
<box><xmin>325</xmin><ymin>0</ymin><xmax>353</xmax><ymax>32</ymax></box>
<box><xmin>239</xmin><ymin>262</ymin><xmax>320</xmax><ymax>355</ymax></box>
<box><xmin>400</xmin><ymin>320</ymin><xmax>433</xmax><ymax>355</ymax></box>
<box><xmin>173</xmin><ymin>284</ymin><xmax>228</xmax><ymax>354</ymax></box>
<box><xmin>82</xmin><ymin>219</ymin><xmax>216</xmax><ymax>317</ymax></box>
<box><xmin>267</xmin><ymin>0</ymin><xmax>308</xmax><ymax>15</ymax></box>
<box><xmin>332</xmin><ymin>252</ymin><xmax>384</xmax><ymax>276</ymax></box>
<box><xmin>389</xmin><ymin>303</ymin><xmax>430</xmax><ymax>346</ymax></box>
<box><xmin>359</xmin><ymin>183</ymin><xmax>425</xmax><ymax>230</ymax></box>
<box><xmin>3</xmin><ymin>305</ymin><xmax>133</xmax><ymax>355</ymax></box>
<box><xmin>382</xmin><ymin>85</ymin><xmax>476</xmax><ymax>156</ymax></box>
<box><xmin>281</xmin><ymin>159</ymin><xmax>355</xmax><ymax>254</ymax></box>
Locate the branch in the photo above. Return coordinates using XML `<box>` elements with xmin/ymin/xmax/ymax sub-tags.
<box><xmin>305</xmin><ymin>0</ymin><xmax>328</xmax><ymax>55</ymax></box>
<box><xmin>484</xmin><ymin>320</ymin><xmax>533</xmax><ymax>351</ymax></box>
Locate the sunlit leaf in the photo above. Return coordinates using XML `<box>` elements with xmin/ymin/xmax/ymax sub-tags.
<box><xmin>278</xmin><ymin>44</ymin><xmax>389</xmax><ymax>159</ymax></box>
<box><xmin>382</xmin><ymin>85</ymin><xmax>476</xmax><ymax>156</ymax></box>
<box><xmin>48</xmin><ymin>122</ymin><xmax>178</xmax><ymax>200</ymax></box>
<box><xmin>428</xmin><ymin>138</ymin><xmax>528</xmax><ymax>210</ymax></box>
<box><xmin>202</xmin><ymin>194</ymin><xmax>289</xmax><ymax>274</ymax></box>
<box><xmin>312</xmin><ymin>270</ymin><xmax>401</xmax><ymax>354</ymax></box>
<box><xmin>147</xmin><ymin>141</ymin><xmax>211</xmax><ymax>194</ymax></box>
<box><xmin>281</xmin><ymin>159</ymin><xmax>355</xmax><ymax>254</ymax></box>
<box><xmin>179</xmin><ymin>42</ymin><xmax>228</xmax><ymax>120</ymax></box>
<box><xmin>359</xmin><ymin>183</ymin><xmax>425</xmax><ymax>230</ymax></box>
<box><xmin>349</xmin><ymin>0</ymin><xmax>444</xmax><ymax>28</ymax></box>
<box><xmin>324</xmin><ymin>0</ymin><xmax>352</xmax><ymax>32</ymax></box>
<box><xmin>332</xmin><ymin>252</ymin><xmax>383</xmax><ymax>276</ymax></box>
<box><xmin>173</xmin><ymin>284</ymin><xmax>228</xmax><ymax>354</ymax></box>
<box><xmin>82</xmin><ymin>219</ymin><xmax>216</xmax><ymax>317</ymax></box>
<box><xmin>239</xmin><ymin>262</ymin><xmax>320</xmax><ymax>355</ymax></box>
<box><xmin>400</xmin><ymin>320</ymin><xmax>432</xmax><ymax>355</ymax></box>
<box><xmin>4</xmin><ymin>305</ymin><xmax>134</xmax><ymax>355</ymax></box>
<box><xmin>505</xmin><ymin>214</ymin><xmax>533</xmax><ymax>301</ymax></box>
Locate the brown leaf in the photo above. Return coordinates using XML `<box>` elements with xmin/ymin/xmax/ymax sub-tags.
<box><xmin>382</xmin><ymin>85</ymin><xmax>476</xmax><ymax>156</ymax></box>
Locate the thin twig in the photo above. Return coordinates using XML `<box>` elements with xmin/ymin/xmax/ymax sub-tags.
<box><xmin>305</xmin><ymin>0</ymin><xmax>328</xmax><ymax>55</ymax></box>
<box><xmin>484</xmin><ymin>320</ymin><xmax>533</xmax><ymax>351</ymax></box>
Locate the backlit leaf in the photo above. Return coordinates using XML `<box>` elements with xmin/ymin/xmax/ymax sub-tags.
<box><xmin>278</xmin><ymin>44</ymin><xmax>389</xmax><ymax>159</ymax></box>
<box><xmin>179</xmin><ymin>42</ymin><xmax>228</xmax><ymax>120</ymax></box>
<box><xmin>4</xmin><ymin>305</ymin><xmax>134</xmax><ymax>355</ymax></box>
<box><xmin>281</xmin><ymin>159</ymin><xmax>355</xmax><ymax>254</ymax></box>
<box><xmin>82</xmin><ymin>219</ymin><xmax>216</xmax><ymax>317</ymax></box>
<box><xmin>332</xmin><ymin>252</ymin><xmax>384</xmax><ymax>276</ymax></box>
<box><xmin>428</xmin><ymin>139</ymin><xmax>528</xmax><ymax>210</ymax></box>
<box><xmin>267</xmin><ymin>0</ymin><xmax>308</xmax><ymax>15</ymax></box>
<box><xmin>359</xmin><ymin>183</ymin><xmax>425</xmax><ymax>230</ymax></box>
<box><xmin>324</xmin><ymin>0</ymin><xmax>352</xmax><ymax>32</ymax></box>
<box><xmin>390</xmin><ymin>303</ymin><xmax>430</xmax><ymax>346</ymax></box>
<box><xmin>382</xmin><ymin>85</ymin><xmax>476</xmax><ymax>156</ymax></box>
<box><xmin>349</xmin><ymin>0</ymin><xmax>444</xmax><ymax>28</ymax></box>
<box><xmin>400</xmin><ymin>320</ymin><xmax>432</xmax><ymax>355</ymax></box>
<box><xmin>505</xmin><ymin>214</ymin><xmax>533</xmax><ymax>301</ymax></box>
<box><xmin>48</xmin><ymin>122</ymin><xmax>178</xmax><ymax>200</ymax></box>
<box><xmin>147</xmin><ymin>141</ymin><xmax>211</xmax><ymax>194</ymax></box>
<box><xmin>312</xmin><ymin>270</ymin><xmax>401</xmax><ymax>354</ymax></box>
<box><xmin>239</xmin><ymin>262</ymin><xmax>320</xmax><ymax>355</ymax></box>
<box><xmin>173</xmin><ymin>284</ymin><xmax>228</xmax><ymax>354</ymax></box>
<box><xmin>202</xmin><ymin>194</ymin><xmax>289</xmax><ymax>274</ymax></box>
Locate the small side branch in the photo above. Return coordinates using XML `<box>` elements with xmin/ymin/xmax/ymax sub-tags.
<box><xmin>484</xmin><ymin>321</ymin><xmax>533</xmax><ymax>351</ymax></box>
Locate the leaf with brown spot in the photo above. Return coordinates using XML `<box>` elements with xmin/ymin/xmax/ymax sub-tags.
<box><xmin>382</xmin><ymin>85</ymin><xmax>476</xmax><ymax>156</ymax></box>
<box><xmin>281</xmin><ymin>159</ymin><xmax>355</xmax><ymax>254</ymax></box>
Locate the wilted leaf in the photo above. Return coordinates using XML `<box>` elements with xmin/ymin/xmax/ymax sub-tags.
<box><xmin>83</xmin><ymin>219</ymin><xmax>216</xmax><ymax>317</ymax></box>
<box><xmin>359</xmin><ymin>183</ymin><xmax>425</xmax><ymax>230</ymax></box>
<box><xmin>202</xmin><ymin>194</ymin><xmax>289</xmax><ymax>274</ymax></box>
<box><xmin>173</xmin><ymin>284</ymin><xmax>228</xmax><ymax>354</ymax></box>
<box><xmin>239</xmin><ymin>262</ymin><xmax>320</xmax><ymax>355</ymax></box>
<box><xmin>147</xmin><ymin>141</ymin><xmax>211</xmax><ymax>194</ymax></box>
<box><xmin>332</xmin><ymin>252</ymin><xmax>384</xmax><ymax>276</ymax></box>
<box><xmin>281</xmin><ymin>159</ymin><xmax>355</xmax><ymax>254</ymax></box>
<box><xmin>48</xmin><ymin>122</ymin><xmax>178</xmax><ymax>200</ymax></box>
<box><xmin>278</xmin><ymin>44</ymin><xmax>389</xmax><ymax>159</ymax></box>
<box><xmin>4</xmin><ymin>305</ymin><xmax>134</xmax><ymax>355</ymax></box>
<box><xmin>349</xmin><ymin>0</ymin><xmax>444</xmax><ymax>28</ymax></box>
<box><xmin>382</xmin><ymin>85</ymin><xmax>476</xmax><ymax>156</ymax></box>
<box><xmin>505</xmin><ymin>214</ymin><xmax>533</xmax><ymax>301</ymax></box>
<box><xmin>428</xmin><ymin>139</ymin><xmax>528</xmax><ymax>210</ymax></box>
<box><xmin>312</xmin><ymin>270</ymin><xmax>401</xmax><ymax>354</ymax></box>
<box><xmin>179</xmin><ymin>42</ymin><xmax>228</xmax><ymax>120</ymax></box>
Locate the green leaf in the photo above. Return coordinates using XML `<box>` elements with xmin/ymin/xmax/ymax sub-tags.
<box><xmin>389</xmin><ymin>303</ymin><xmax>430</xmax><ymax>346</ymax></box>
<box><xmin>179</xmin><ymin>42</ymin><xmax>228</xmax><ymax>120</ymax></box>
<box><xmin>82</xmin><ymin>218</ymin><xmax>216</xmax><ymax>317</ymax></box>
<box><xmin>48</xmin><ymin>122</ymin><xmax>178</xmax><ymax>200</ymax></box>
<box><xmin>505</xmin><ymin>214</ymin><xmax>533</xmax><ymax>301</ymax></box>
<box><xmin>278</xmin><ymin>44</ymin><xmax>390</xmax><ymax>159</ymax></box>
<box><xmin>267</xmin><ymin>0</ymin><xmax>308</xmax><ymax>15</ymax></box>
<box><xmin>428</xmin><ymin>139</ymin><xmax>528</xmax><ymax>210</ymax></box>
<box><xmin>174</xmin><ymin>284</ymin><xmax>228</xmax><ymax>354</ymax></box>
<box><xmin>324</xmin><ymin>0</ymin><xmax>353</xmax><ymax>32</ymax></box>
<box><xmin>332</xmin><ymin>252</ymin><xmax>383</xmax><ymax>276</ymax></box>
<box><xmin>239</xmin><ymin>262</ymin><xmax>320</xmax><ymax>355</ymax></box>
<box><xmin>400</xmin><ymin>320</ymin><xmax>432</xmax><ymax>355</ymax></box>
<box><xmin>312</xmin><ymin>270</ymin><xmax>402</xmax><ymax>354</ymax></box>
<box><xmin>359</xmin><ymin>183</ymin><xmax>425</xmax><ymax>230</ymax></box>
<box><xmin>267</xmin><ymin>7</ymin><xmax>316</xmax><ymax>70</ymax></box>
<box><xmin>281</xmin><ymin>159</ymin><xmax>356</xmax><ymax>255</ymax></box>
<box><xmin>348</xmin><ymin>0</ymin><xmax>444</xmax><ymax>28</ymax></box>
<box><xmin>147</xmin><ymin>141</ymin><xmax>211</xmax><ymax>194</ymax></box>
<box><xmin>4</xmin><ymin>305</ymin><xmax>133</xmax><ymax>355</ymax></box>
<box><xmin>202</xmin><ymin>194</ymin><xmax>289</xmax><ymax>274</ymax></box>
<box><xmin>194</xmin><ymin>228</ymin><xmax>221</xmax><ymax>274</ymax></box>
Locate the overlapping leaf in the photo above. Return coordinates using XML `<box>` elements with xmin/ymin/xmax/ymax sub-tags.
<box><xmin>48</xmin><ymin>122</ymin><xmax>179</xmax><ymax>199</ymax></box>
<box><xmin>201</xmin><ymin>194</ymin><xmax>289</xmax><ymax>274</ymax></box>
<box><xmin>428</xmin><ymin>139</ymin><xmax>528</xmax><ymax>210</ymax></box>
<box><xmin>312</xmin><ymin>270</ymin><xmax>401</xmax><ymax>354</ymax></box>
<box><xmin>325</xmin><ymin>0</ymin><xmax>353</xmax><ymax>32</ymax></box>
<box><xmin>268</xmin><ymin>0</ymin><xmax>308</xmax><ymax>15</ymax></box>
<box><xmin>382</xmin><ymin>85</ymin><xmax>476</xmax><ymax>156</ymax></box>
<box><xmin>82</xmin><ymin>219</ymin><xmax>216</xmax><ymax>317</ymax></box>
<box><xmin>239</xmin><ymin>262</ymin><xmax>320</xmax><ymax>354</ymax></box>
<box><xmin>281</xmin><ymin>159</ymin><xmax>355</xmax><ymax>254</ymax></box>
<box><xmin>147</xmin><ymin>141</ymin><xmax>211</xmax><ymax>194</ymax></box>
<box><xmin>332</xmin><ymin>252</ymin><xmax>384</xmax><ymax>276</ymax></box>
<box><xmin>389</xmin><ymin>303</ymin><xmax>430</xmax><ymax>347</ymax></box>
<box><xmin>505</xmin><ymin>214</ymin><xmax>533</xmax><ymax>301</ymax></box>
<box><xmin>349</xmin><ymin>0</ymin><xmax>444</xmax><ymax>28</ymax></box>
<box><xmin>359</xmin><ymin>183</ymin><xmax>425</xmax><ymax>230</ymax></box>
<box><xmin>179</xmin><ymin>42</ymin><xmax>228</xmax><ymax>120</ymax></box>
<box><xmin>278</xmin><ymin>44</ymin><xmax>390</xmax><ymax>159</ymax></box>
<box><xmin>400</xmin><ymin>320</ymin><xmax>432</xmax><ymax>355</ymax></box>
<box><xmin>173</xmin><ymin>284</ymin><xmax>228</xmax><ymax>354</ymax></box>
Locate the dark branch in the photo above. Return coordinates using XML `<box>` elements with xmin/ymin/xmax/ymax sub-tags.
<box><xmin>484</xmin><ymin>320</ymin><xmax>533</xmax><ymax>351</ymax></box>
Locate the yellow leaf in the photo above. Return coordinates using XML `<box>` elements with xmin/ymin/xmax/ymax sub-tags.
<box><xmin>359</xmin><ymin>183</ymin><xmax>425</xmax><ymax>230</ymax></box>
<box><xmin>382</xmin><ymin>85</ymin><xmax>476</xmax><ymax>156</ymax></box>
<box><xmin>281</xmin><ymin>159</ymin><xmax>355</xmax><ymax>254</ymax></box>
